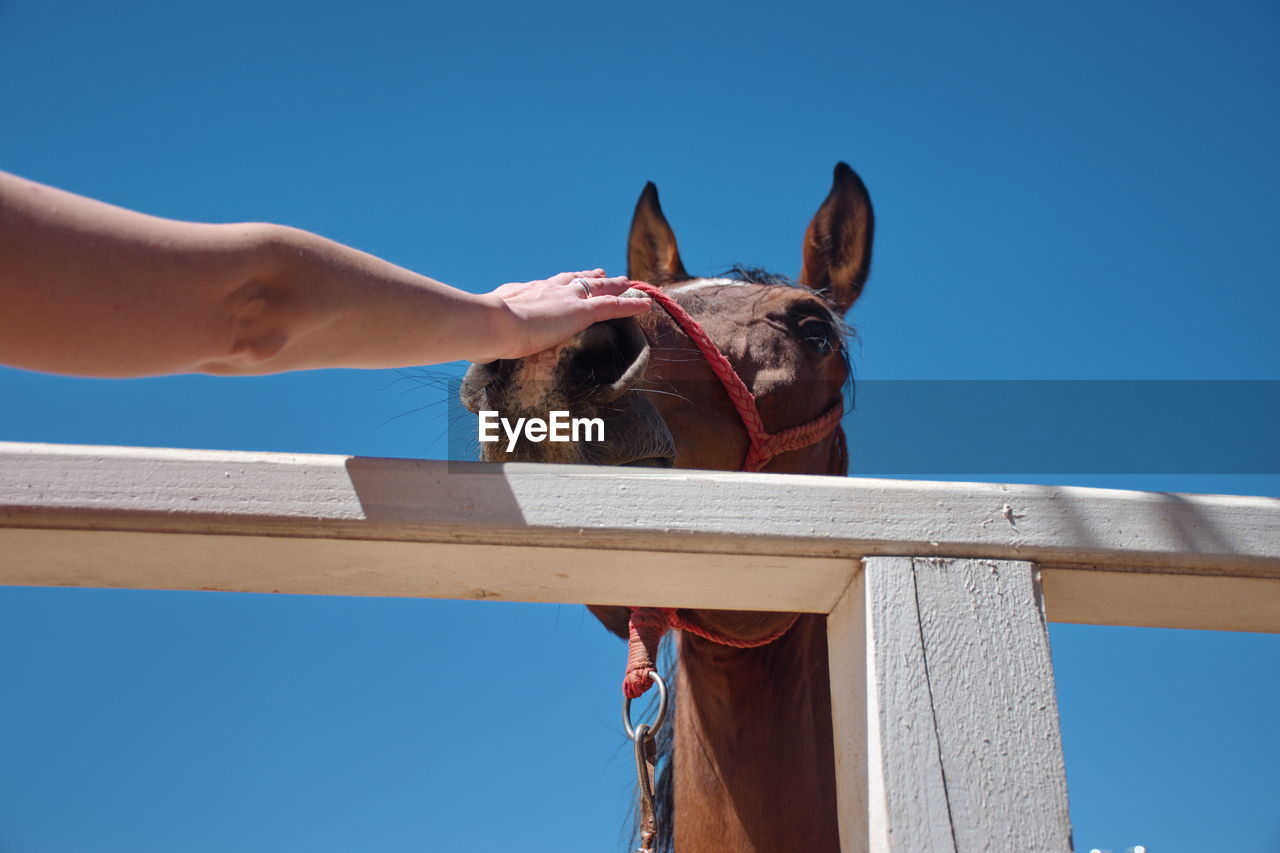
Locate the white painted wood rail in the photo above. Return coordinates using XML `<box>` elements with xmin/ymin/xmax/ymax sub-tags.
<box><xmin>3</xmin><ymin>440</ymin><xmax>1280</xmax><ymax>852</ymax></box>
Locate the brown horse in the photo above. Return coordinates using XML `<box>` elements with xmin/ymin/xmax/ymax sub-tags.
<box><xmin>460</xmin><ymin>163</ymin><xmax>873</xmax><ymax>853</ymax></box>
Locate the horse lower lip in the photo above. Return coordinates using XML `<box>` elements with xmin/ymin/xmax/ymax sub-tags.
<box><xmin>620</xmin><ymin>457</ymin><xmax>675</xmax><ymax>468</ymax></box>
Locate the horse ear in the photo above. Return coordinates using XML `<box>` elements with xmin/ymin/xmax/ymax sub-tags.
<box><xmin>800</xmin><ymin>162</ymin><xmax>874</xmax><ymax>314</ymax></box>
<box><xmin>628</xmin><ymin>182</ymin><xmax>690</xmax><ymax>285</ymax></box>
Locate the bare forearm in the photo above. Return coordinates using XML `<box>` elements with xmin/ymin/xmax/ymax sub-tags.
<box><xmin>0</xmin><ymin>171</ymin><xmax>503</xmax><ymax>376</ymax></box>
<box><xmin>201</xmin><ymin>225</ymin><xmax>510</xmax><ymax>375</ymax></box>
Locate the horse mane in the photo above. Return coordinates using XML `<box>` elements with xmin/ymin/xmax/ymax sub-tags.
<box><xmin>719</xmin><ymin>264</ymin><xmax>796</xmax><ymax>288</ymax></box>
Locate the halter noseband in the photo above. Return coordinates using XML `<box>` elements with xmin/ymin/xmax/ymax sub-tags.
<box><xmin>619</xmin><ymin>281</ymin><xmax>845</xmax><ymax>699</ymax></box>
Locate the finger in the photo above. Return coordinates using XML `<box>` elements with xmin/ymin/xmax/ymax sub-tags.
<box><xmin>588</xmin><ymin>294</ymin><xmax>653</xmax><ymax>320</ymax></box>
<box><xmin>564</xmin><ymin>275</ymin><xmax>626</xmax><ymax>298</ymax></box>
<box><xmin>560</xmin><ymin>269</ymin><xmax>607</xmax><ymax>282</ymax></box>
<box><xmin>582</xmin><ymin>275</ymin><xmax>633</xmax><ymax>296</ymax></box>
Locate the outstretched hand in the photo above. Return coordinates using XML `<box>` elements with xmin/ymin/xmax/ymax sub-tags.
<box><xmin>479</xmin><ymin>269</ymin><xmax>652</xmax><ymax>362</ymax></box>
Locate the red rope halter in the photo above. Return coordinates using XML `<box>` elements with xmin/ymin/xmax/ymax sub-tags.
<box><xmin>627</xmin><ymin>281</ymin><xmax>844</xmax><ymax>474</ymax></box>
<box><xmin>623</xmin><ymin>606</ymin><xmax>802</xmax><ymax>698</ymax></box>
<box><xmin>619</xmin><ymin>281</ymin><xmax>844</xmax><ymax>697</ymax></box>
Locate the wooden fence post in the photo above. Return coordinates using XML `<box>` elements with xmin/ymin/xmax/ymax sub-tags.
<box><xmin>860</xmin><ymin>557</ymin><xmax>1072</xmax><ymax>852</ymax></box>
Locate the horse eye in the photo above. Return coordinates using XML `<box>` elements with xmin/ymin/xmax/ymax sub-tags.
<box><xmin>796</xmin><ymin>316</ymin><xmax>835</xmax><ymax>355</ymax></box>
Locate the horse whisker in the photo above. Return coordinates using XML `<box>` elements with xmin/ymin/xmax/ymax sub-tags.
<box><xmin>632</xmin><ymin>388</ymin><xmax>693</xmax><ymax>403</ymax></box>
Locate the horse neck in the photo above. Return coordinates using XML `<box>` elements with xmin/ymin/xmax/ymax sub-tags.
<box><xmin>672</xmin><ymin>614</ymin><xmax>839</xmax><ymax>853</ymax></box>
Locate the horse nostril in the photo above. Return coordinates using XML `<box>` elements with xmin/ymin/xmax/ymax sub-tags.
<box><xmin>567</xmin><ymin>319</ymin><xmax>650</xmax><ymax>402</ymax></box>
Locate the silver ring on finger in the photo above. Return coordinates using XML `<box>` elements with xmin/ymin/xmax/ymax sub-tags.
<box><xmin>571</xmin><ymin>277</ymin><xmax>593</xmax><ymax>299</ymax></box>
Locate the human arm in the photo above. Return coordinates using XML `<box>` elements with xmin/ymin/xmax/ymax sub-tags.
<box><xmin>0</xmin><ymin>170</ymin><xmax>649</xmax><ymax>378</ymax></box>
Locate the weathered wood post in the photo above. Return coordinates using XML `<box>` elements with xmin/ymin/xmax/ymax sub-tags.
<box><xmin>830</xmin><ymin>558</ymin><xmax>1072</xmax><ymax>852</ymax></box>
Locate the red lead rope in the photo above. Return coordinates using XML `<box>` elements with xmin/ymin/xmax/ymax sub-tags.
<box><xmin>619</xmin><ymin>281</ymin><xmax>840</xmax><ymax>697</ymax></box>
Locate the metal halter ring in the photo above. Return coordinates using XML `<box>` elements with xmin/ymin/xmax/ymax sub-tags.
<box><xmin>571</xmin><ymin>277</ymin><xmax>593</xmax><ymax>298</ymax></box>
<box><xmin>623</xmin><ymin>671</ymin><xmax>668</xmax><ymax>741</ymax></box>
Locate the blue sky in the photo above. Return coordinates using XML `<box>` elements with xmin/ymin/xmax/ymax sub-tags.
<box><xmin>2</xmin><ymin>0</ymin><xmax>1278</xmax><ymax>851</ymax></box>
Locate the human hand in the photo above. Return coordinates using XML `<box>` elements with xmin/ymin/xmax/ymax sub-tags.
<box><xmin>478</xmin><ymin>269</ymin><xmax>652</xmax><ymax>362</ymax></box>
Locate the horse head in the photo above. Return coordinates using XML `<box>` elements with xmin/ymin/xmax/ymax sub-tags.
<box><xmin>460</xmin><ymin>163</ymin><xmax>872</xmax><ymax>471</ymax></box>
<box><xmin>460</xmin><ymin>163</ymin><xmax>873</xmax><ymax>651</ymax></box>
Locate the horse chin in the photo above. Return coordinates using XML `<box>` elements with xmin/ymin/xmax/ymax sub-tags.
<box><xmin>585</xmin><ymin>390</ymin><xmax>676</xmax><ymax>467</ymax></box>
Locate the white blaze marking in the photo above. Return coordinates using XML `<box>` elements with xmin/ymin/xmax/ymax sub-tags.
<box><xmin>665</xmin><ymin>278</ymin><xmax>748</xmax><ymax>295</ymax></box>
